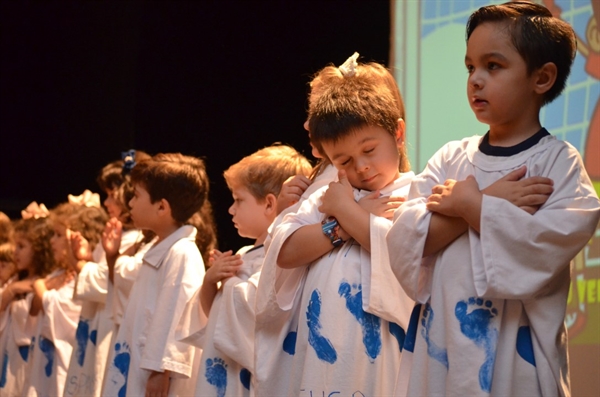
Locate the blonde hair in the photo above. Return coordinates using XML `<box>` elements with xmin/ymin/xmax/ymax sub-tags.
<box><xmin>307</xmin><ymin>59</ymin><xmax>410</xmax><ymax>173</ymax></box>
<box><xmin>224</xmin><ymin>144</ymin><xmax>313</xmax><ymax>200</ymax></box>
<box><xmin>0</xmin><ymin>242</ymin><xmax>14</xmax><ymax>264</ymax></box>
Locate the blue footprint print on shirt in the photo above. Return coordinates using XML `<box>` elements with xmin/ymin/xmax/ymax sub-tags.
<box><xmin>113</xmin><ymin>342</ymin><xmax>130</xmax><ymax>397</ymax></box>
<box><xmin>307</xmin><ymin>289</ymin><xmax>337</xmax><ymax>364</ymax></box>
<box><xmin>205</xmin><ymin>357</ymin><xmax>227</xmax><ymax>397</ymax></box>
<box><xmin>39</xmin><ymin>336</ymin><xmax>55</xmax><ymax>377</ymax></box>
<box><xmin>90</xmin><ymin>329</ymin><xmax>97</xmax><ymax>346</ymax></box>
<box><xmin>0</xmin><ymin>350</ymin><xmax>8</xmax><ymax>388</ymax></box>
<box><xmin>338</xmin><ymin>282</ymin><xmax>381</xmax><ymax>361</ymax></box>
<box><xmin>455</xmin><ymin>297</ymin><xmax>499</xmax><ymax>393</ymax></box>
<box><xmin>421</xmin><ymin>303</ymin><xmax>448</xmax><ymax>369</ymax></box>
<box><xmin>75</xmin><ymin>318</ymin><xmax>90</xmax><ymax>366</ymax></box>
<box><xmin>282</xmin><ymin>328</ymin><xmax>297</xmax><ymax>355</ymax></box>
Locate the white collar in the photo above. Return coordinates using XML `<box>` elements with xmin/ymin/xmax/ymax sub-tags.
<box><xmin>143</xmin><ymin>225</ymin><xmax>197</xmax><ymax>269</ymax></box>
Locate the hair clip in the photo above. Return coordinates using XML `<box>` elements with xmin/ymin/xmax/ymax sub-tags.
<box><xmin>68</xmin><ymin>189</ymin><xmax>101</xmax><ymax>208</ymax></box>
<box><xmin>338</xmin><ymin>52</ymin><xmax>359</xmax><ymax>77</ymax></box>
<box><xmin>21</xmin><ymin>202</ymin><xmax>50</xmax><ymax>219</ymax></box>
<box><xmin>121</xmin><ymin>149</ymin><xmax>136</xmax><ymax>175</ymax></box>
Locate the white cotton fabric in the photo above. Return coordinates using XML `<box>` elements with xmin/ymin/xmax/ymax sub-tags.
<box><xmin>193</xmin><ymin>245</ymin><xmax>264</xmax><ymax>397</ymax></box>
<box><xmin>63</xmin><ymin>229</ymin><xmax>142</xmax><ymax>397</ymax></box>
<box><xmin>257</xmin><ymin>172</ymin><xmax>415</xmax><ymax>396</ymax></box>
<box><xmin>254</xmin><ymin>164</ymin><xmax>337</xmax><ymax>396</ymax></box>
<box><xmin>387</xmin><ymin>134</ymin><xmax>600</xmax><ymax>397</ymax></box>
<box><xmin>24</xmin><ymin>270</ymin><xmax>82</xmax><ymax>397</ymax></box>
<box><xmin>102</xmin><ymin>225</ymin><xmax>203</xmax><ymax>397</ymax></box>
<box><xmin>0</xmin><ymin>293</ymin><xmax>35</xmax><ymax>397</ymax></box>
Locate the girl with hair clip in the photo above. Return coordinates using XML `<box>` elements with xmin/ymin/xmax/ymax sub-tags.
<box><xmin>254</xmin><ymin>53</ymin><xmax>413</xmax><ymax>396</ymax></box>
<box><xmin>24</xmin><ymin>200</ymin><xmax>107</xmax><ymax>397</ymax></box>
<box><xmin>0</xmin><ymin>210</ymin><xmax>55</xmax><ymax>397</ymax></box>
<box><xmin>63</xmin><ymin>150</ymin><xmax>149</xmax><ymax>397</ymax></box>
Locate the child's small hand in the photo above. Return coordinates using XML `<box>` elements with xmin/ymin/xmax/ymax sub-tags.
<box><xmin>145</xmin><ymin>370</ymin><xmax>170</xmax><ymax>397</ymax></box>
<box><xmin>319</xmin><ymin>170</ymin><xmax>354</xmax><ymax>217</ymax></box>
<box><xmin>482</xmin><ymin>166</ymin><xmax>553</xmax><ymax>214</ymax></box>
<box><xmin>205</xmin><ymin>249</ymin><xmax>243</xmax><ymax>285</ymax></box>
<box><xmin>68</xmin><ymin>230</ymin><xmax>92</xmax><ymax>262</ymax></box>
<box><xmin>358</xmin><ymin>190</ymin><xmax>405</xmax><ymax>220</ymax></box>
<box><xmin>277</xmin><ymin>174</ymin><xmax>312</xmax><ymax>214</ymax></box>
<box><xmin>102</xmin><ymin>218</ymin><xmax>123</xmax><ymax>261</ymax></box>
<box><xmin>427</xmin><ymin>176</ymin><xmax>480</xmax><ymax>217</ymax></box>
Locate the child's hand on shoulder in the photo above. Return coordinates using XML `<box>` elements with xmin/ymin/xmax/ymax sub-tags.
<box><xmin>102</xmin><ymin>218</ymin><xmax>123</xmax><ymax>260</ymax></box>
<box><xmin>358</xmin><ymin>190</ymin><xmax>405</xmax><ymax>220</ymax></box>
<box><xmin>277</xmin><ymin>174</ymin><xmax>312</xmax><ymax>214</ymax></box>
<box><xmin>482</xmin><ymin>166</ymin><xmax>553</xmax><ymax>214</ymax></box>
<box><xmin>319</xmin><ymin>170</ymin><xmax>354</xmax><ymax>217</ymax></box>
<box><xmin>205</xmin><ymin>249</ymin><xmax>243</xmax><ymax>286</ymax></box>
<box><xmin>427</xmin><ymin>176</ymin><xmax>480</xmax><ymax>217</ymax></box>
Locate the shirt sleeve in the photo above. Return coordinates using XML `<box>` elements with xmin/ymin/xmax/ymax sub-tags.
<box><xmin>139</xmin><ymin>242</ymin><xmax>204</xmax><ymax>378</ymax></box>
<box><xmin>213</xmin><ymin>271</ymin><xmax>261</xmax><ymax>372</ymax></box>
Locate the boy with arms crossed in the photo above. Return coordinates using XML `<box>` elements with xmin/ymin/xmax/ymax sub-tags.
<box><xmin>103</xmin><ymin>153</ymin><xmax>209</xmax><ymax>397</ymax></box>
<box><xmin>387</xmin><ymin>2</ymin><xmax>600</xmax><ymax>396</ymax></box>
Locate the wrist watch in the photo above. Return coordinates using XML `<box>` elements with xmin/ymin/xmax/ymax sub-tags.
<box><xmin>321</xmin><ymin>216</ymin><xmax>344</xmax><ymax>247</ymax></box>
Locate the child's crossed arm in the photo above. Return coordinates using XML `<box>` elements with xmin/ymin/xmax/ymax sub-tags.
<box><xmin>278</xmin><ymin>170</ymin><xmax>403</xmax><ymax>268</ymax></box>
<box><xmin>423</xmin><ymin>165</ymin><xmax>554</xmax><ymax>256</ymax></box>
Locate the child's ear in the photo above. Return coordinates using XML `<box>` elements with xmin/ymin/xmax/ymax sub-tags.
<box><xmin>395</xmin><ymin>118</ymin><xmax>406</xmax><ymax>146</ymax></box>
<box><xmin>264</xmin><ymin>193</ymin><xmax>278</xmax><ymax>216</ymax></box>
<box><xmin>533</xmin><ymin>62</ymin><xmax>557</xmax><ymax>95</ymax></box>
<box><xmin>157</xmin><ymin>198</ymin><xmax>172</xmax><ymax>218</ymax></box>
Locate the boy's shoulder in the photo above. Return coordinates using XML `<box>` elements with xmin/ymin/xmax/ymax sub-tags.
<box><xmin>144</xmin><ymin>225</ymin><xmax>200</xmax><ymax>269</ymax></box>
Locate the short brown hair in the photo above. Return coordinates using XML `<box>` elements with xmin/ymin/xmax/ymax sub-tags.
<box><xmin>466</xmin><ymin>1</ymin><xmax>576</xmax><ymax>105</ymax></box>
<box><xmin>130</xmin><ymin>153</ymin><xmax>210</xmax><ymax>224</ymax></box>
<box><xmin>307</xmin><ymin>60</ymin><xmax>410</xmax><ymax>172</ymax></box>
<box><xmin>224</xmin><ymin>144</ymin><xmax>313</xmax><ymax>200</ymax></box>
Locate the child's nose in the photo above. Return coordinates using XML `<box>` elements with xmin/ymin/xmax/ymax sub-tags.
<box><xmin>355</xmin><ymin>157</ymin><xmax>370</xmax><ymax>172</ymax></box>
<box><xmin>468</xmin><ymin>71</ymin><xmax>483</xmax><ymax>89</ymax></box>
<box><xmin>228</xmin><ymin>204</ymin><xmax>235</xmax><ymax>215</ymax></box>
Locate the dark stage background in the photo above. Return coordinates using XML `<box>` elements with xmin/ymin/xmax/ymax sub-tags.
<box><xmin>0</xmin><ymin>1</ymin><xmax>390</xmax><ymax>251</ymax></box>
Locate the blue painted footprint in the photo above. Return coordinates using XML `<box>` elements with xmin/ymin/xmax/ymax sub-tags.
<box><xmin>455</xmin><ymin>297</ymin><xmax>499</xmax><ymax>393</ymax></box>
<box><xmin>18</xmin><ymin>345</ymin><xmax>29</xmax><ymax>362</ymax></box>
<box><xmin>421</xmin><ymin>303</ymin><xmax>448</xmax><ymax>369</ymax></box>
<box><xmin>205</xmin><ymin>357</ymin><xmax>227</xmax><ymax>397</ymax></box>
<box><xmin>282</xmin><ymin>329</ymin><xmax>297</xmax><ymax>355</ymax></box>
<box><xmin>75</xmin><ymin>319</ymin><xmax>90</xmax><ymax>366</ymax></box>
<box><xmin>0</xmin><ymin>350</ymin><xmax>8</xmax><ymax>388</ymax></box>
<box><xmin>113</xmin><ymin>342</ymin><xmax>130</xmax><ymax>397</ymax></box>
<box><xmin>39</xmin><ymin>337</ymin><xmax>55</xmax><ymax>377</ymax></box>
<box><xmin>90</xmin><ymin>329</ymin><xmax>97</xmax><ymax>346</ymax></box>
<box><xmin>338</xmin><ymin>282</ymin><xmax>381</xmax><ymax>361</ymax></box>
<box><xmin>306</xmin><ymin>289</ymin><xmax>337</xmax><ymax>364</ymax></box>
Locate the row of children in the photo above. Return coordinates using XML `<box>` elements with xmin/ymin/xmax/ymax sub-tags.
<box><xmin>0</xmin><ymin>2</ymin><xmax>599</xmax><ymax>396</ymax></box>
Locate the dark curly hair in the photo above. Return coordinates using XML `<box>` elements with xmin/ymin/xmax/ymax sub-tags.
<box><xmin>13</xmin><ymin>217</ymin><xmax>56</xmax><ymax>278</ymax></box>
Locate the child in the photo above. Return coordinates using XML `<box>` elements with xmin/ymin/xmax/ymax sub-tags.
<box><xmin>25</xmin><ymin>202</ymin><xmax>107</xmax><ymax>397</ymax></box>
<box><xmin>0</xmin><ymin>243</ymin><xmax>16</xmax><ymax>288</ymax></box>
<box><xmin>260</xmin><ymin>54</ymin><xmax>415</xmax><ymax>396</ymax></box>
<box><xmin>63</xmin><ymin>151</ymin><xmax>148</xmax><ymax>397</ymax></box>
<box><xmin>103</xmin><ymin>153</ymin><xmax>209</xmax><ymax>397</ymax></box>
<box><xmin>387</xmin><ymin>2</ymin><xmax>600</xmax><ymax>396</ymax></box>
<box><xmin>0</xmin><ymin>216</ymin><xmax>55</xmax><ymax>396</ymax></box>
<box><xmin>0</xmin><ymin>212</ymin><xmax>12</xmax><ymax>245</ymax></box>
<box><xmin>188</xmin><ymin>144</ymin><xmax>311</xmax><ymax>396</ymax></box>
